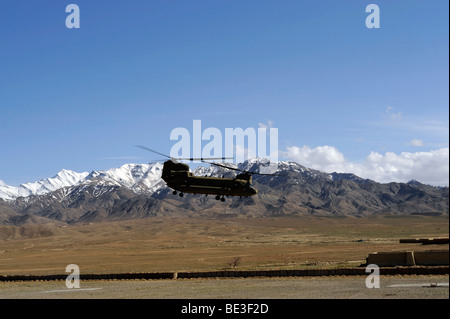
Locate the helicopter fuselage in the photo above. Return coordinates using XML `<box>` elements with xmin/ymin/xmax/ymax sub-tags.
<box><xmin>162</xmin><ymin>160</ymin><xmax>258</xmax><ymax>197</ymax></box>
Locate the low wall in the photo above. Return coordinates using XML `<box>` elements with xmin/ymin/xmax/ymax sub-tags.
<box><xmin>1</xmin><ymin>266</ymin><xmax>448</xmax><ymax>282</ymax></box>
<box><xmin>399</xmin><ymin>238</ymin><xmax>449</xmax><ymax>245</ymax></box>
<box><xmin>366</xmin><ymin>250</ymin><xmax>449</xmax><ymax>267</ymax></box>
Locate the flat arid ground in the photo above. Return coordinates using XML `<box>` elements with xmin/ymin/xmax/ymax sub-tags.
<box><xmin>0</xmin><ymin>215</ymin><xmax>448</xmax><ymax>299</ymax></box>
<box><xmin>0</xmin><ymin>215</ymin><xmax>448</xmax><ymax>275</ymax></box>
<box><xmin>1</xmin><ymin>276</ymin><xmax>448</xmax><ymax>299</ymax></box>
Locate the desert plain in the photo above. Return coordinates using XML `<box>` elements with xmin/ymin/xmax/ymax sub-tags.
<box><xmin>1</xmin><ymin>215</ymin><xmax>449</xmax><ymax>300</ymax></box>
<box><xmin>0</xmin><ymin>215</ymin><xmax>448</xmax><ymax>276</ymax></box>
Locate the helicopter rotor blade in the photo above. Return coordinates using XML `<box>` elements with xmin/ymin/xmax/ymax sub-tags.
<box><xmin>178</xmin><ymin>157</ymin><xmax>234</xmax><ymax>161</ymax></box>
<box><xmin>254</xmin><ymin>172</ymin><xmax>287</xmax><ymax>176</ymax></box>
<box><xmin>135</xmin><ymin>146</ymin><xmax>179</xmax><ymax>163</ymax></box>
<box><xmin>135</xmin><ymin>146</ymin><xmax>234</xmax><ymax>162</ymax></box>
<box><xmin>146</xmin><ymin>159</ymin><xmax>171</xmax><ymax>162</ymax></box>
<box><xmin>135</xmin><ymin>145</ymin><xmax>170</xmax><ymax>158</ymax></box>
<box><xmin>201</xmin><ymin>160</ymin><xmax>246</xmax><ymax>173</ymax></box>
<box><xmin>202</xmin><ymin>160</ymin><xmax>285</xmax><ymax>176</ymax></box>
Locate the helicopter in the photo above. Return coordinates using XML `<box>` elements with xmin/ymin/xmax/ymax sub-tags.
<box><xmin>136</xmin><ymin>145</ymin><xmax>279</xmax><ymax>202</ymax></box>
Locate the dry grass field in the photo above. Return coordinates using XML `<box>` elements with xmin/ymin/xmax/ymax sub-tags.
<box><xmin>0</xmin><ymin>215</ymin><xmax>448</xmax><ymax>276</ymax></box>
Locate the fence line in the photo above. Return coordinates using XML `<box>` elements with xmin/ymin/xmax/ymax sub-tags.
<box><xmin>1</xmin><ymin>266</ymin><xmax>448</xmax><ymax>282</ymax></box>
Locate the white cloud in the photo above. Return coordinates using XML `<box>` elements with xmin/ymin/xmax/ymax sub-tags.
<box><xmin>282</xmin><ymin>145</ymin><xmax>449</xmax><ymax>186</ymax></box>
<box><xmin>385</xmin><ymin>106</ymin><xmax>402</xmax><ymax>120</ymax></box>
<box><xmin>282</xmin><ymin>145</ymin><xmax>346</xmax><ymax>173</ymax></box>
<box><xmin>407</xmin><ymin>139</ymin><xmax>424</xmax><ymax>147</ymax></box>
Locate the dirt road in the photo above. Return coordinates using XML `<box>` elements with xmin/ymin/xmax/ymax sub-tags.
<box><xmin>1</xmin><ymin>275</ymin><xmax>448</xmax><ymax>299</ymax></box>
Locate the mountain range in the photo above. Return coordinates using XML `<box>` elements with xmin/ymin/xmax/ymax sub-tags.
<box><xmin>0</xmin><ymin>159</ymin><xmax>448</xmax><ymax>225</ymax></box>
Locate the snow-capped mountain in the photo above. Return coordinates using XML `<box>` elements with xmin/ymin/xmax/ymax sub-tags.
<box><xmin>84</xmin><ymin>163</ymin><xmax>165</xmax><ymax>194</ymax></box>
<box><xmin>0</xmin><ymin>159</ymin><xmax>448</xmax><ymax>225</ymax></box>
<box><xmin>0</xmin><ymin>179</ymin><xmax>19</xmax><ymax>200</ymax></box>
<box><xmin>0</xmin><ymin>169</ymin><xmax>89</xmax><ymax>200</ymax></box>
<box><xmin>0</xmin><ymin>158</ymin><xmax>427</xmax><ymax>201</ymax></box>
<box><xmin>0</xmin><ymin>163</ymin><xmax>165</xmax><ymax>200</ymax></box>
<box><xmin>0</xmin><ymin>160</ymin><xmax>274</xmax><ymax>200</ymax></box>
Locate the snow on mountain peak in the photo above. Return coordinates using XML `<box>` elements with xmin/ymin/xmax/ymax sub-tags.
<box><xmin>0</xmin><ymin>160</ymin><xmax>310</xmax><ymax>201</ymax></box>
<box><xmin>55</xmin><ymin>169</ymin><xmax>89</xmax><ymax>184</ymax></box>
<box><xmin>0</xmin><ymin>169</ymin><xmax>89</xmax><ymax>200</ymax></box>
<box><xmin>83</xmin><ymin>162</ymin><xmax>165</xmax><ymax>194</ymax></box>
<box><xmin>0</xmin><ymin>163</ymin><xmax>164</xmax><ymax>200</ymax></box>
<box><xmin>18</xmin><ymin>170</ymin><xmax>90</xmax><ymax>197</ymax></box>
<box><xmin>0</xmin><ymin>180</ymin><xmax>19</xmax><ymax>200</ymax></box>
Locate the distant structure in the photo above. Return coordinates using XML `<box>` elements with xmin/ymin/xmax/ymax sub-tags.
<box><xmin>366</xmin><ymin>237</ymin><xmax>449</xmax><ymax>267</ymax></box>
<box><xmin>399</xmin><ymin>237</ymin><xmax>449</xmax><ymax>245</ymax></box>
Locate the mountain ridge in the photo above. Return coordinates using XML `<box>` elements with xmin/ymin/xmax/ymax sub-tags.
<box><xmin>0</xmin><ymin>159</ymin><xmax>448</xmax><ymax>225</ymax></box>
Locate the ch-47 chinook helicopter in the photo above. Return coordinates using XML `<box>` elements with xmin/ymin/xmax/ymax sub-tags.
<box><xmin>136</xmin><ymin>145</ymin><xmax>280</xmax><ymax>202</ymax></box>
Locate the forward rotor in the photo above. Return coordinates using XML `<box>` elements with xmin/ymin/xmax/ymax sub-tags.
<box><xmin>135</xmin><ymin>145</ymin><xmax>233</xmax><ymax>163</ymax></box>
<box><xmin>201</xmin><ymin>160</ymin><xmax>284</xmax><ymax>176</ymax></box>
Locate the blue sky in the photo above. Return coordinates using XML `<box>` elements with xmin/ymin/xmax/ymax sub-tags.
<box><xmin>0</xmin><ymin>0</ymin><xmax>448</xmax><ymax>186</ymax></box>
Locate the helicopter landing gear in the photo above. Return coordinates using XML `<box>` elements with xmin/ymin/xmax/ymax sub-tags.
<box><xmin>215</xmin><ymin>195</ymin><xmax>225</xmax><ymax>202</ymax></box>
<box><xmin>220</xmin><ymin>196</ymin><xmax>225</xmax><ymax>202</ymax></box>
<box><xmin>172</xmin><ymin>190</ymin><xmax>184</xmax><ymax>197</ymax></box>
<box><xmin>215</xmin><ymin>195</ymin><xmax>220</xmax><ymax>200</ymax></box>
